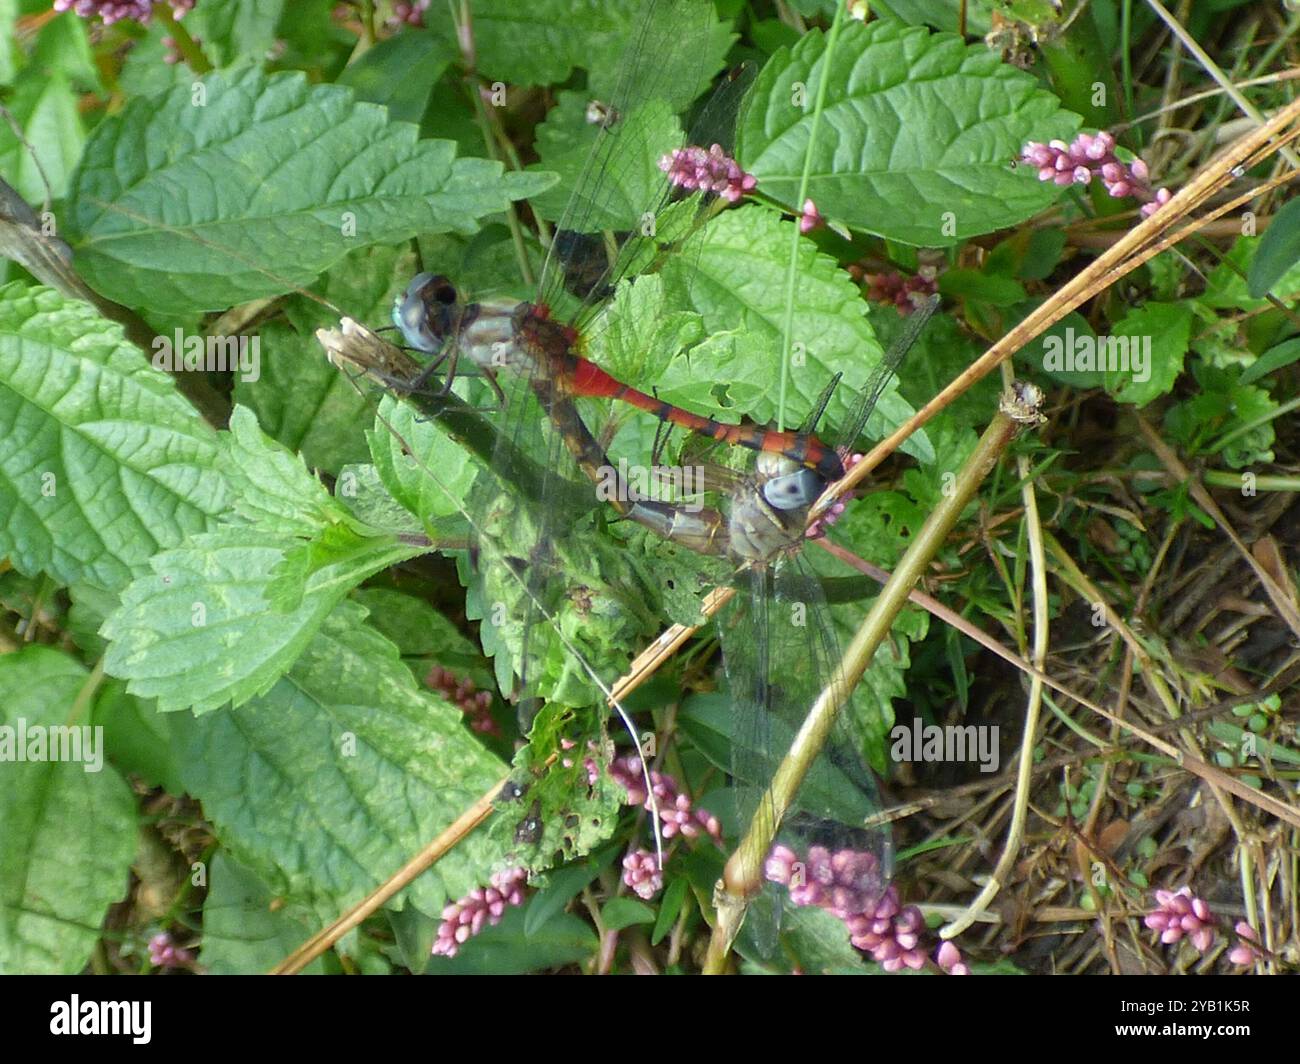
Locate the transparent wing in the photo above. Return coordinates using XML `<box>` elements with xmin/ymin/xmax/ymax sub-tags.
<box><xmin>719</xmin><ymin>557</ymin><xmax>892</xmax><ymax>962</ymax></box>
<box><xmin>322</xmin><ymin>320</ymin><xmax>661</xmax><ymax>868</ymax></box>
<box><xmin>536</xmin><ymin>0</ymin><xmax>741</xmax><ymax>327</ymax></box>
<box><xmin>836</xmin><ymin>294</ymin><xmax>940</xmax><ymax>454</ymax></box>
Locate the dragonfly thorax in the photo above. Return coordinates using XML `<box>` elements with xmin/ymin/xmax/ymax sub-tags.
<box><xmin>728</xmin><ymin>455</ymin><xmax>823</xmax><ymax>564</ymax></box>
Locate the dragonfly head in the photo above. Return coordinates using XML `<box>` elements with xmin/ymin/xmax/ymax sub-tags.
<box><xmin>392</xmin><ymin>272</ymin><xmax>461</xmax><ymax>354</ymax></box>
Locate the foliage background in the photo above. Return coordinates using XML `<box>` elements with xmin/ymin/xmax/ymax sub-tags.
<box><xmin>0</xmin><ymin>0</ymin><xmax>1296</xmax><ymax>975</ymax></box>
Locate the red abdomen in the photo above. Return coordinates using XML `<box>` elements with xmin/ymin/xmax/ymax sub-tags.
<box><xmin>564</xmin><ymin>355</ymin><xmax>843</xmax><ymax>480</ymax></box>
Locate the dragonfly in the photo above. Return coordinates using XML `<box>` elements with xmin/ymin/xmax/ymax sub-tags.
<box><xmin>391</xmin><ymin>271</ymin><xmax>847</xmax><ymax>482</ymax></box>
<box><xmin>363</xmin><ymin>0</ymin><xmax>940</xmax><ymax>953</ymax></box>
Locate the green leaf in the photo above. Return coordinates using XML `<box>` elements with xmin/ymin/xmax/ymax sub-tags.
<box><xmin>530</xmin><ymin>96</ymin><xmax>682</xmax><ymax>229</ymax></box>
<box><xmin>650</xmin><ymin>874</ymin><xmax>688</xmax><ymax>944</ymax></box>
<box><xmin>201</xmin><ymin>852</ymin><xmax>324</xmax><ymax>974</ymax></box>
<box><xmin>171</xmin><ymin>600</ymin><xmax>507</xmax><ymax>926</ymax></box>
<box><xmin>334</xmin><ymin>463</ymin><xmax>427</xmax><ymax>538</ymax></box>
<box><xmin>1204</xmin><ymin>237</ymin><xmax>1300</xmax><ymax>311</ymax></box>
<box><xmin>434</xmin><ymin>0</ymin><xmax>641</xmax><ymax>86</ymax></box>
<box><xmin>523</xmin><ymin>858</ymin><xmax>605</xmax><ymax>936</ymax></box>
<box><xmin>1108</xmin><ymin>302</ymin><xmax>1191</xmax><ymax>405</ymax></box>
<box><xmin>355</xmin><ymin>588</ymin><xmax>479</xmax><ymax>658</ymax></box>
<box><xmin>222</xmin><ymin>405</ymin><xmax>368</xmax><ymax>538</ymax></box>
<box><xmin>0</xmin><ymin>285</ymin><xmax>228</xmax><ymax>592</ymax></box>
<box><xmin>64</xmin><ymin>68</ymin><xmax>554</xmax><ymax>314</ymax></box>
<box><xmin>0</xmin><ymin>647</ymin><xmax>137</xmax><ymax>975</ymax></box>
<box><xmin>366</xmin><ymin>397</ymin><xmax>480</xmax><ymax>524</ymax></box>
<box><xmin>938</xmin><ymin>269</ymin><xmax>1026</xmax><ymax>306</ymax></box>
<box><xmin>1164</xmin><ymin>362</ymin><xmax>1276</xmax><ymax>468</ymax></box>
<box><xmin>187</xmin><ymin>0</ymin><xmax>286</xmax><ymax>68</ymax></box>
<box><xmin>602</xmin><ymin>896</ymin><xmax>656</xmax><ymax>931</ymax></box>
<box><xmin>425</xmin><ymin>905</ymin><xmax>598</xmax><ymax>974</ymax></box>
<box><xmin>100</xmin><ymin>407</ymin><xmax>428</xmax><ymax>715</ymax></box>
<box><xmin>90</xmin><ymin>679</ymin><xmax>184</xmax><ymax>795</ymax></box>
<box><xmin>387</xmin><ymin>898</ymin><xmax>439</xmax><ymax>972</ymax></box>
<box><xmin>1247</xmin><ymin>197</ymin><xmax>1300</xmax><ymax>299</ymax></box>
<box><xmin>659</xmin><ymin>207</ymin><xmax>932</xmax><ymax>463</ymax></box>
<box><xmin>1240</xmin><ymin>336</ymin><xmax>1300</xmax><ymax>386</ymax></box>
<box><xmin>0</xmin><ymin>69</ymin><xmax>84</xmax><ymax>203</ymax></box>
<box><xmin>0</xmin><ymin>0</ymin><xmax>16</xmax><ymax>86</ymax></box>
<box><xmin>337</xmin><ymin>28</ymin><xmax>452</xmax><ymax>126</ymax></box>
<box><xmin>737</xmin><ymin>19</ymin><xmax>1078</xmax><ymax>244</ymax></box>
<box><xmin>440</xmin><ymin>0</ymin><xmax>727</xmax><ymax>101</ymax></box>
<box><xmin>778</xmin><ymin>904</ymin><xmax>873</xmax><ymax>974</ymax></box>
<box><xmin>30</xmin><ymin>8</ymin><xmax>101</xmax><ymax>94</ymax></box>
<box><xmin>101</xmin><ymin>518</ymin><xmax>421</xmax><ymax>714</ymax></box>
<box><xmin>585</xmin><ymin>272</ymin><xmax>703</xmax><ymax>385</ymax></box>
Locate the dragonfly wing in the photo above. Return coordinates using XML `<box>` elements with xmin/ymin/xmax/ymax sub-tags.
<box><xmin>837</xmin><ymin>294</ymin><xmax>941</xmax><ymax>454</ymax></box>
<box><xmin>772</xmin><ymin>558</ymin><xmax>891</xmax><ymax>870</ymax></box>
<box><xmin>451</xmin><ymin>350</ymin><xmax>670</xmax><ymax>867</ymax></box>
<box><xmin>716</xmin><ymin>565</ymin><xmax>781</xmax><ymax>954</ymax></box>
<box><xmin>718</xmin><ymin>557</ymin><xmax>893</xmax><ymax>963</ymax></box>
<box><xmin>536</xmin><ymin>0</ymin><xmax>725</xmax><ymax>316</ymax></box>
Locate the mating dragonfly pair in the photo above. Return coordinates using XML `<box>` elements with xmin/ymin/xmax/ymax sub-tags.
<box><xmin>317</xmin><ymin>0</ymin><xmax>941</xmax><ymax>957</ymax></box>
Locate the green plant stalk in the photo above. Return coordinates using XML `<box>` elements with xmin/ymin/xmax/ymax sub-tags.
<box><xmin>1203</xmin><ymin>470</ymin><xmax>1300</xmax><ymax>492</ymax></box>
<box><xmin>1209</xmin><ymin>394</ymin><xmax>1300</xmax><ymax>456</ymax></box>
<box><xmin>153</xmin><ymin>7</ymin><xmax>211</xmax><ymax>74</ymax></box>
<box><xmin>704</xmin><ymin>393</ymin><xmax>1035</xmax><ymax>973</ymax></box>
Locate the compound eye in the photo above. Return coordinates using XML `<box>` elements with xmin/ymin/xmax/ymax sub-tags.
<box><xmin>424</xmin><ymin>274</ymin><xmax>458</xmax><ymax>304</ymax></box>
<box><xmin>761</xmin><ymin>469</ymin><xmax>823</xmax><ymax>511</ymax></box>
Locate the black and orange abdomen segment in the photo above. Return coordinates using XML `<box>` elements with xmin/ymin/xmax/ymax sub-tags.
<box><xmin>565</xmin><ymin>356</ymin><xmax>843</xmax><ymax>480</ymax></box>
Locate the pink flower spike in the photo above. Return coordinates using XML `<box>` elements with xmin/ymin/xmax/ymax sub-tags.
<box><xmin>147</xmin><ymin>931</ymin><xmax>196</xmax><ymax>969</ymax></box>
<box><xmin>1145</xmin><ymin>886</ymin><xmax>1217</xmax><ymax>955</ymax></box>
<box><xmin>621</xmin><ymin>848</ymin><xmax>664</xmax><ymax>900</ymax></box>
<box><xmin>432</xmin><ymin>867</ymin><xmax>529</xmax><ymax>958</ymax></box>
<box><xmin>1019</xmin><ymin>130</ymin><xmax>1163</xmax><ymax>216</ymax></box>
<box><xmin>1228</xmin><ymin>921</ymin><xmax>1263</xmax><ymax>965</ymax></box>
<box><xmin>659</xmin><ymin>143</ymin><xmax>756</xmax><ymax>204</ymax></box>
<box><xmin>54</xmin><ymin>1</ymin><xmax>196</xmax><ymax>25</ymax></box>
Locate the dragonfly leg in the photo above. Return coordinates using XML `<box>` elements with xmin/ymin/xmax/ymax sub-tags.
<box><xmin>430</xmin><ymin>341</ymin><xmax>463</xmax><ymax>398</ymax></box>
<box><xmin>650</xmin><ymin>409</ymin><xmax>676</xmax><ymax>466</ymax></box>
<box><xmin>481</xmin><ymin>365</ymin><xmax>508</xmax><ymax>409</ymax></box>
<box><xmin>404</xmin><ymin>348</ymin><xmax>450</xmax><ymax>394</ymax></box>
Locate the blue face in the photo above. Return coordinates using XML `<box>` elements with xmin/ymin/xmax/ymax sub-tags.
<box><xmin>761</xmin><ymin>468</ymin><xmax>824</xmax><ymax>511</ymax></box>
<box><xmin>391</xmin><ymin>272</ymin><xmax>444</xmax><ymax>353</ymax></box>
